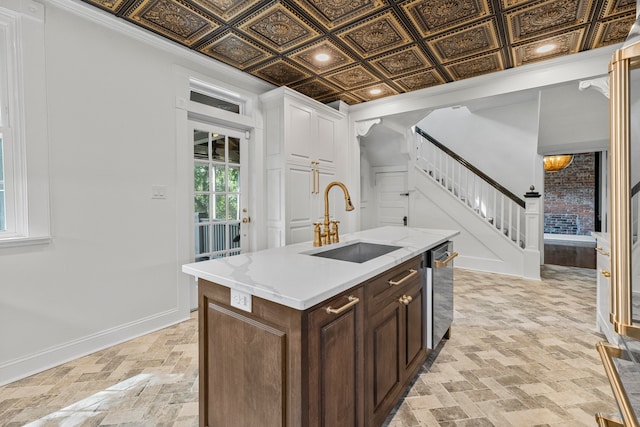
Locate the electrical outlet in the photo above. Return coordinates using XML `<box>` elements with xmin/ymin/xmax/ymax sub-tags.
<box><xmin>230</xmin><ymin>289</ymin><xmax>252</xmax><ymax>313</ymax></box>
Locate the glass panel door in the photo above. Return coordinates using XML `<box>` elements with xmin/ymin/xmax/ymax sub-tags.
<box><xmin>191</xmin><ymin>123</ymin><xmax>248</xmax><ymax>261</ymax></box>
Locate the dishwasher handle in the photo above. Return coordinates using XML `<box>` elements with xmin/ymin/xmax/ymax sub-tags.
<box><xmin>433</xmin><ymin>251</ymin><xmax>458</xmax><ymax>268</ymax></box>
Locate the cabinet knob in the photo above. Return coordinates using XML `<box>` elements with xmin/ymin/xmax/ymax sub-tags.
<box><xmin>399</xmin><ymin>295</ymin><xmax>413</xmax><ymax>305</ymax></box>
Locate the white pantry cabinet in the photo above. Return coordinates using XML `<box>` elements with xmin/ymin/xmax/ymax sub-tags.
<box><xmin>261</xmin><ymin>87</ymin><xmax>348</xmax><ymax>247</ymax></box>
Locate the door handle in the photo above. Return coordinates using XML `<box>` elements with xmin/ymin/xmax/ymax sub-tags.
<box><xmin>388</xmin><ymin>269</ymin><xmax>418</xmax><ymax>286</ymax></box>
<box><xmin>242</xmin><ymin>217</ymin><xmax>251</xmax><ymax>223</ymax></box>
<box><xmin>433</xmin><ymin>252</ymin><xmax>458</xmax><ymax>268</ymax></box>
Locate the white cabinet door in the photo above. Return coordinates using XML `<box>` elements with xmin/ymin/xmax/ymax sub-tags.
<box><xmin>287</xmin><ymin>102</ymin><xmax>314</xmax><ymax>163</ymax></box>
<box><xmin>316</xmin><ymin>113</ymin><xmax>336</xmax><ymax>166</ymax></box>
<box><xmin>287</xmin><ymin>164</ymin><xmax>314</xmax><ymax>244</ymax></box>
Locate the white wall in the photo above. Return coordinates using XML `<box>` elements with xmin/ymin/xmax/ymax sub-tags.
<box><xmin>0</xmin><ymin>2</ymin><xmax>270</xmax><ymax>384</ymax></box>
<box><xmin>416</xmin><ymin>100</ymin><xmax>540</xmax><ymax>198</ymax></box>
<box><xmin>538</xmin><ymin>82</ymin><xmax>609</xmax><ymax>155</ymax></box>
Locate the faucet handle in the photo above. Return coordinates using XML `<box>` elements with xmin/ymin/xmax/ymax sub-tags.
<box><xmin>330</xmin><ymin>220</ymin><xmax>340</xmax><ymax>243</ymax></box>
<box><xmin>313</xmin><ymin>222</ymin><xmax>322</xmax><ymax>247</ymax></box>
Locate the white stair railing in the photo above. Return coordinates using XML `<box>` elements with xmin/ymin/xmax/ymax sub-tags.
<box><xmin>416</xmin><ymin>128</ymin><xmax>526</xmax><ymax>249</ymax></box>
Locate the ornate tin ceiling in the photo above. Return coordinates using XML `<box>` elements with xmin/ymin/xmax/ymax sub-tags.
<box><xmin>83</xmin><ymin>0</ymin><xmax>635</xmax><ymax>104</ymax></box>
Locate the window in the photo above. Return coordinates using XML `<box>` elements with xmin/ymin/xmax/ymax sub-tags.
<box><xmin>0</xmin><ymin>1</ymin><xmax>49</xmax><ymax>246</ymax></box>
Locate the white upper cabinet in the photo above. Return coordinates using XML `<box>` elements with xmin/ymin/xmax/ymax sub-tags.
<box><xmin>261</xmin><ymin>87</ymin><xmax>347</xmax><ymax>247</ymax></box>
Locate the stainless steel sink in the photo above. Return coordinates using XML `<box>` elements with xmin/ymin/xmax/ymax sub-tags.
<box><xmin>309</xmin><ymin>242</ymin><xmax>401</xmax><ymax>263</ymax></box>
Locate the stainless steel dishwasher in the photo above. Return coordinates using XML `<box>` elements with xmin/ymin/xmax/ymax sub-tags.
<box><xmin>426</xmin><ymin>241</ymin><xmax>457</xmax><ymax>349</ymax></box>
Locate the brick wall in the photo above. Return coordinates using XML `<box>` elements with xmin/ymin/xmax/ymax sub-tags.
<box><xmin>544</xmin><ymin>152</ymin><xmax>595</xmax><ymax>236</ymax></box>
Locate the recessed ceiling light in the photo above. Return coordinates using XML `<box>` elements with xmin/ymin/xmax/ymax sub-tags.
<box><xmin>535</xmin><ymin>44</ymin><xmax>556</xmax><ymax>54</ymax></box>
<box><xmin>315</xmin><ymin>53</ymin><xmax>330</xmax><ymax>62</ymax></box>
<box><xmin>370</xmin><ymin>88</ymin><xmax>382</xmax><ymax>95</ymax></box>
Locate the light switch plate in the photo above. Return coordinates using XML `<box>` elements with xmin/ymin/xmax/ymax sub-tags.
<box><xmin>230</xmin><ymin>289</ymin><xmax>252</xmax><ymax>313</ymax></box>
<box><xmin>151</xmin><ymin>185</ymin><xmax>167</xmax><ymax>199</ymax></box>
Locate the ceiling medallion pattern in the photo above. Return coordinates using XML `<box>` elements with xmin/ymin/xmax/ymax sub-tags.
<box><xmin>371</xmin><ymin>46</ymin><xmax>431</xmax><ymax>77</ymax></box>
<box><xmin>252</xmin><ymin>60</ymin><xmax>311</xmax><ymax>85</ymax></box>
<box><xmin>298</xmin><ymin>0</ymin><xmax>384</xmax><ymax>28</ymax></box>
<box><xmin>512</xmin><ymin>29</ymin><xmax>583</xmax><ymax>65</ymax></box>
<box><xmin>592</xmin><ymin>13</ymin><xmax>636</xmax><ymax>48</ymax></box>
<box><xmin>402</xmin><ymin>0</ymin><xmax>490</xmax><ymax>36</ymax></box>
<box><xmin>290</xmin><ymin>40</ymin><xmax>354</xmax><ymax>73</ymax></box>
<box><xmin>603</xmin><ymin>0</ymin><xmax>636</xmax><ymax>17</ymax></box>
<box><xmin>239</xmin><ymin>4</ymin><xmax>319</xmax><ymax>51</ymax></box>
<box><xmin>338</xmin><ymin>11</ymin><xmax>412</xmax><ymax>57</ymax></box>
<box><xmin>428</xmin><ymin>20</ymin><xmax>499</xmax><ymax>63</ymax></box>
<box><xmin>445</xmin><ymin>51</ymin><xmax>504</xmax><ymax>79</ymax></box>
<box><xmin>506</xmin><ymin>0</ymin><xmax>589</xmax><ymax>42</ymax></box>
<box><xmin>394</xmin><ymin>70</ymin><xmax>445</xmax><ymax>90</ymax></box>
<box><xmin>325</xmin><ymin>65</ymin><xmax>378</xmax><ymax>89</ymax></box>
<box><xmin>125</xmin><ymin>0</ymin><xmax>218</xmax><ymax>45</ymax></box>
<box><xmin>353</xmin><ymin>83</ymin><xmax>398</xmax><ymax>100</ymax></box>
<box><xmin>83</xmin><ymin>0</ymin><xmax>633</xmax><ymax>105</ymax></box>
<box><xmin>198</xmin><ymin>31</ymin><xmax>269</xmax><ymax>69</ymax></box>
<box><xmin>292</xmin><ymin>79</ymin><xmax>339</xmax><ymax>98</ymax></box>
<box><xmin>190</xmin><ymin>0</ymin><xmax>259</xmax><ymax>22</ymax></box>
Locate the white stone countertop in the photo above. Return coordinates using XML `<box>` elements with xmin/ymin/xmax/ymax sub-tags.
<box><xmin>182</xmin><ymin>226</ymin><xmax>459</xmax><ymax>310</ymax></box>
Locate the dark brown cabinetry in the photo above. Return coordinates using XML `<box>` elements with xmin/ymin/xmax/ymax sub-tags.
<box><xmin>198</xmin><ymin>255</ymin><xmax>425</xmax><ymax>427</ymax></box>
<box><xmin>307</xmin><ymin>288</ymin><xmax>365</xmax><ymax>427</ymax></box>
<box><xmin>365</xmin><ymin>257</ymin><xmax>426</xmax><ymax>426</ymax></box>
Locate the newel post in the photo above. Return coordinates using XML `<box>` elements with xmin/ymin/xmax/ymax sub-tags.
<box><xmin>524</xmin><ymin>186</ymin><xmax>542</xmax><ymax>279</ymax></box>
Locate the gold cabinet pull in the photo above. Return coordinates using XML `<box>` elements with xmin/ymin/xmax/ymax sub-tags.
<box><xmin>601</xmin><ymin>269</ymin><xmax>611</xmax><ymax>278</ymax></box>
<box><xmin>595</xmin><ymin>247</ymin><xmax>610</xmax><ymax>256</ymax></box>
<box><xmin>388</xmin><ymin>269</ymin><xmax>418</xmax><ymax>286</ymax></box>
<box><xmin>325</xmin><ymin>296</ymin><xmax>359</xmax><ymax>314</ymax></box>
<box><xmin>399</xmin><ymin>295</ymin><xmax>413</xmax><ymax>305</ymax></box>
<box><xmin>433</xmin><ymin>251</ymin><xmax>458</xmax><ymax>268</ymax></box>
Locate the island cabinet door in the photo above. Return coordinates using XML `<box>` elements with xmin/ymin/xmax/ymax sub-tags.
<box><xmin>306</xmin><ymin>287</ymin><xmax>365</xmax><ymax>427</ymax></box>
<box><xmin>401</xmin><ymin>280</ymin><xmax>426</xmax><ymax>380</ymax></box>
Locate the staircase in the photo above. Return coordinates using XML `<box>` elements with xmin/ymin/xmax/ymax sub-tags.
<box><xmin>412</xmin><ymin>127</ymin><xmax>539</xmax><ymax>278</ymax></box>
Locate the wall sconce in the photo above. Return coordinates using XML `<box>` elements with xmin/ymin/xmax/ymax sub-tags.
<box><xmin>543</xmin><ymin>154</ymin><xmax>573</xmax><ymax>172</ymax></box>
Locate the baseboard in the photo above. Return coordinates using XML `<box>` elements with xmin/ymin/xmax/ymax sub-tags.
<box><xmin>0</xmin><ymin>308</ymin><xmax>189</xmax><ymax>386</ymax></box>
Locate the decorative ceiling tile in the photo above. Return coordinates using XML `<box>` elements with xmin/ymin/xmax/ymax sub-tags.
<box><xmin>291</xmin><ymin>79</ymin><xmax>339</xmax><ymax>99</ymax></box>
<box><xmin>592</xmin><ymin>13</ymin><xmax>635</xmax><ymax>48</ymax></box>
<box><xmin>505</xmin><ymin>0</ymin><xmax>590</xmax><ymax>43</ymax></box>
<box><xmin>393</xmin><ymin>70</ymin><xmax>445</xmax><ymax>91</ymax></box>
<box><xmin>324</xmin><ymin>65</ymin><xmax>378</xmax><ymax>90</ymax></box>
<box><xmin>124</xmin><ymin>0</ymin><xmax>219</xmax><ymax>46</ymax></box>
<box><xmin>289</xmin><ymin>39</ymin><xmax>355</xmax><ymax>73</ymax></box>
<box><xmin>370</xmin><ymin>45</ymin><xmax>432</xmax><ymax>77</ymax></box>
<box><xmin>401</xmin><ymin>0</ymin><xmax>491</xmax><ymax>37</ymax></box>
<box><xmin>500</xmin><ymin>0</ymin><xmax>536</xmax><ymax>9</ymax></box>
<box><xmin>352</xmin><ymin>82</ymin><xmax>398</xmax><ymax>101</ymax></box>
<box><xmin>511</xmin><ymin>28</ymin><xmax>583</xmax><ymax>66</ymax></box>
<box><xmin>189</xmin><ymin>0</ymin><xmax>261</xmax><ymax>22</ymax></box>
<box><xmin>82</xmin><ymin>0</ymin><xmax>129</xmax><ymax>13</ymax></box>
<box><xmin>251</xmin><ymin>59</ymin><xmax>311</xmax><ymax>85</ymax></box>
<box><xmin>297</xmin><ymin>0</ymin><xmax>386</xmax><ymax>29</ymax></box>
<box><xmin>427</xmin><ymin>20</ymin><xmax>499</xmax><ymax>63</ymax></box>
<box><xmin>318</xmin><ymin>92</ymin><xmax>363</xmax><ymax>105</ymax></box>
<box><xmin>198</xmin><ymin>31</ymin><xmax>271</xmax><ymax>69</ymax></box>
<box><xmin>444</xmin><ymin>51</ymin><xmax>505</xmax><ymax>79</ymax></box>
<box><xmin>337</xmin><ymin>11</ymin><xmax>413</xmax><ymax>58</ymax></box>
<box><xmin>238</xmin><ymin>3</ymin><xmax>320</xmax><ymax>52</ymax></box>
<box><xmin>602</xmin><ymin>0</ymin><xmax>636</xmax><ymax>18</ymax></box>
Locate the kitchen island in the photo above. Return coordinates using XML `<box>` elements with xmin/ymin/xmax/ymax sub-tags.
<box><xmin>182</xmin><ymin>226</ymin><xmax>459</xmax><ymax>427</ymax></box>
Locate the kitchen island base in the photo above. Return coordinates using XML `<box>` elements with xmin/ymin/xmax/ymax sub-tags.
<box><xmin>198</xmin><ymin>256</ymin><xmax>427</xmax><ymax>427</ymax></box>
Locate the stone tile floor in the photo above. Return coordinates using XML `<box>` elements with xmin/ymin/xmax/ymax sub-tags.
<box><xmin>0</xmin><ymin>265</ymin><xmax>617</xmax><ymax>426</ymax></box>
